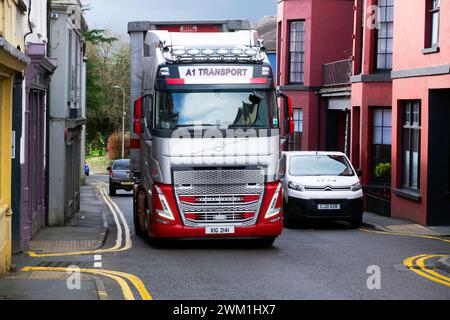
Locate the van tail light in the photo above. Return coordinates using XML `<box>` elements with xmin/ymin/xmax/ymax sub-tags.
<box><xmin>109</xmin><ymin>170</ymin><xmax>113</xmax><ymax>177</ymax></box>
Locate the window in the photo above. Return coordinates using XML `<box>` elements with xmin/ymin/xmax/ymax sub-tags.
<box><xmin>372</xmin><ymin>108</ymin><xmax>392</xmax><ymax>182</ymax></box>
<box><xmin>0</xmin><ymin>80</ymin><xmax>3</xmax><ymax>201</ymax></box>
<box><xmin>289</xmin><ymin>155</ymin><xmax>355</xmax><ymax>177</ymax></box>
<box><xmin>376</xmin><ymin>0</ymin><xmax>394</xmax><ymax>70</ymax></box>
<box><xmin>402</xmin><ymin>101</ymin><xmax>421</xmax><ymax>190</ymax></box>
<box><xmin>154</xmin><ymin>90</ymin><xmax>277</xmax><ymax>130</ymax></box>
<box><xmin>289</xmin><ymin>108</ymin><xmax>303</xmax><ymax>151</ymax></box>
<box><xmin>288</xmin><ymin>20</ymin><xmax>305</xmax><ymax>84</ymax></box>
<box><xmin>293</xmin><ymin>109</ymin><xmax>303</xmax><ymax>133</ymax></box>
<box><xmin>429</xmin><ymin>0</ymin><xmax>440</xmax><ymax>47</ymax></box>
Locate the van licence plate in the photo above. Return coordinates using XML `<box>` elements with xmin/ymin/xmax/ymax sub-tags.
<box><xmin>318</xmin><ymin>204</ymin><xmax>341</xmax><ymax>210</ymax></box>
<box><xmin>205</xmin><ymin>226</ymin><xmax>235</xmax><ymax>235</ymax></box>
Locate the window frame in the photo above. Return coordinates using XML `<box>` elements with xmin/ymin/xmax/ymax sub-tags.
<box><xmin>371</xmin><ymin>107</ymin><xmax>392</xmax><ymax>182</ymax></box>
<box><xmin>402</xmin><ymin>101</ymin><xmax>421</xmax><ymax>190</ymax></box>
<box><xmin>375</xmin><ymin>0</ymin><xmax>394</xmax><ymax>71</ymax></box>
<box><xmin>287</xmin><ymin>20</ymin><xmax>306</xmax><ymax>85</ymax></box>
<box><xmin>429</xmin><ymin>0</ymin><xmax>440</xmax><ymax>47</ymax></box>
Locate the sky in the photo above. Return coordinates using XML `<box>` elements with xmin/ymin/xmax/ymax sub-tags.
<box><xmin>84</xmin><ymin>0</ymin><xmax>276</xmax><ymax>36</ymax></box>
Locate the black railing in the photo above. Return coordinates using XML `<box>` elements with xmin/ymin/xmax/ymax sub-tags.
<box><xmin>323</xmin><ymin>59</ymin><xmax>352</xmax><ymax>87</ymax></box>
<box><xmin>363</xmin><ymin>184</ymin><xmax>391</xmax><ymax>217</ymax></box>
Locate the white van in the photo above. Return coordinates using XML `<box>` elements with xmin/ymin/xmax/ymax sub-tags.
<box><xmin>280</xmin><ymin>151</ymin><xmax>364</xmax><ymax>228</ymax></box>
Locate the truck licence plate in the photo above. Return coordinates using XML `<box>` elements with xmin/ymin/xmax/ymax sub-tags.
<box><xmin>318</xmin><ymin>204</ymin><xmax>341</xmax><ymax>210</ymax></box>
<box><xmin>205</xmin><ymin>226</ymin><xmax>235</xmax><ymax>235</ymax></box>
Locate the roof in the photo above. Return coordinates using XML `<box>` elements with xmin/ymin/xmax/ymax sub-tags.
<box><xmin>252</xmin><ymin>16</ymin><xmax>277</xmax><ymax>52</ymax></box>
<box><xmin>282</xmin><ymin>151</ymin><xmax>348</xmax><ymax>157</ymax></box>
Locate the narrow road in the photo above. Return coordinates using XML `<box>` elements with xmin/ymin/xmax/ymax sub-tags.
<box><xmin>95</xmin><ymin>175</ymin><xmax>450</xmax><ymax>299</ymax></box>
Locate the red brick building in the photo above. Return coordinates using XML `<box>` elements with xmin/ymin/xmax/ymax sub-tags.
<box><xmin>278</xmin><ymin>0</ymin><xmax>450</xmax><ymax>225</ymax></box>
<box><xmin>276</xmin><ymin>0</ymin><xmax>355</xmax><ymax>152</ymax></box>
<box><xmin>350</xmin><ymin>0</ymin><xmax>450</xmax><ymax>225</ymax></box>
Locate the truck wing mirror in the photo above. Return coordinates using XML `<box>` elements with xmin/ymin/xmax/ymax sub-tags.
<box><xmin>277</xmin><ymin>92</ymin><xmax>295</xmax><ymax>137</ymax></box>
<box><xmin>134</xmin><ymin>94</ymin><xmax>151</xmax><ymax>136</ymax></box>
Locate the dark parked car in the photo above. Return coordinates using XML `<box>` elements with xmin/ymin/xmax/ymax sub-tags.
<box><xmin>107</xmin><ymin>159</ymin><xmax>133</xmax><ymax>196</ymax></box>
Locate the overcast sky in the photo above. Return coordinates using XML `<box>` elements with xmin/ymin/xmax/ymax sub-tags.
<box><xmin>84</xmin><ymin>0</ymin><xmax>276</xmax><ymax>36</ymax></box>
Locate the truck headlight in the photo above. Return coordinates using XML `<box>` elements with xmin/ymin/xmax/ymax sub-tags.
<box><xmin>265</xmin><ymin>183</ymin><xmax>282</xmax><ymax>219</ymax></box>
<box><xmin>288</xmin><ymin>181</ymin><xmax>305</xmax><ymax>192</ymax></box>
<box><xmin>154</xmin><ymin>185</ymin><xmax>175</xmax><ymax>221</ymax></box>
<box><xmin>351</xmin><ymin>182</ymin><xmax>362</xmax><ymax>192</ymax></box>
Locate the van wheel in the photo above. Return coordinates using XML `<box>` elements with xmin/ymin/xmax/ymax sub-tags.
<box><xmin>349</xmin><ymin>214</ymin><xmax>363</xmax><ymax>228</ymax></box>
<box><xmin>283</xmin><ymin>202</ymin><xmax>296</xmax><ymax>229</ymax></box>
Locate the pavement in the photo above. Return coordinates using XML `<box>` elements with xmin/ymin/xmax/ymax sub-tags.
<box><xmin>363</xmin><ymin>211</ymin><xmax>450</xmax><ymax>237</ymax></box>
<box><xmin>0</xmin><ymin>179</ymin><xmax>111</xmax><ymax>300</ymax></box>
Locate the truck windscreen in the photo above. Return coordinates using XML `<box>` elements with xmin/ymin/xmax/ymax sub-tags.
<box><xmin>154</xmin><ymin>90</ymin><xmax>278</xmax><ymax>130</ymax></box>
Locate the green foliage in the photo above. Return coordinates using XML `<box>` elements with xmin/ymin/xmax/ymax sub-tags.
<box><xmin>84</xmin><ymin>29</ymin><xmax>131</xmax><ymax>155</ymax></box>
<box><xmin>375</xmin><ymin>163</ymin><xmax>392</xmax><ymax>178</ymax></box>
<box><xmin>83</xmin><ymin>29</ymin><xmax>118</xmax><ymax>45</ymax></box>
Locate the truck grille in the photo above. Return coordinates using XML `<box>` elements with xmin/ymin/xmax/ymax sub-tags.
<box><xmin>173</xmin><ymin>169</ymin><xmax>265</xmax><ymax>227</ymax></box>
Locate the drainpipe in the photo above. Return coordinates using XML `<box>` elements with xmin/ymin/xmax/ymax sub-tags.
<box><xmin>24</xmin><ymin>0</ymin><xmax>33</xmax><ymax>44</ymax></box>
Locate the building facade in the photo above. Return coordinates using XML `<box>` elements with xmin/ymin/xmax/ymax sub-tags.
<box><xmin>13</xmin><ymin>0</ymin><xmax>57</xmax><ymax>252</ymax></box>
<box><xmin>390</xmin><ymin>0</ymin><xmax>449</xmax><ymax>226</ymax></box>
<box><xmin>276</xmin><ymin>0</ymin><xmax>354</xmax><ymax>152</ymax></box>
<box><xmin>47</xmin><ymin>0</ymin><xmax>87</xmax><ymax>226</ymax></box>
<box><xmin>0</xmin><ymin>0</ymin><xmax>29</xmax><ymax>273</ymax></box>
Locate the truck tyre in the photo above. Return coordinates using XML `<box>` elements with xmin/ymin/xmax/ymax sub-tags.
<box><xmin>133</xmin><ymin>191</ymin><xmax>142</xmax><ymax>236</ymax></box>
<box><xmin>257</xmin><ymin>237</ymin><xmax>276</xmax><ymax>247</ymax></box>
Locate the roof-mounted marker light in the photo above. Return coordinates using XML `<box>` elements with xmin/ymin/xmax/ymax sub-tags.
<box><xmin>231</xmin><ymin>48</ymin><xmax>243</xmax><ymax>56</ymax></box>
<box><xmin>245</xmin><ymin>48</ymin><xmax>258</xmax><ymax>56</ymax></box>
<box><xmin>173</xmin><ymin>49</ymin><xmax>186</xmax><ymax>56</ymax></box>
<box><xmin>202</xmin><ymin>49</ymin><xmax>215</xmax><ymax>56</ymax></box>
<box><xmin>160</xmin><ymin>67</ymin><xmax>170</xmax><ymax>76</ymax></box>
<box><xmin>216</xmin><ymin>48</ymin><xmax>229</xmax><ymax>56</ymax></box>
<box><xmin>187</xmin><ymin>48</ymin><xmax>200</xmax><ymax>55</ymax></box>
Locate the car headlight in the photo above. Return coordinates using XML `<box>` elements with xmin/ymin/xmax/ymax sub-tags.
<box><xmin>351</xmin><ymin>182</ymin><xmax>362</xmax><ymax>192</ymax></box>
<box><xmin>288</xmin><ymin>181</ymin><xmax>305</xmax><ymax>192</ymax></box>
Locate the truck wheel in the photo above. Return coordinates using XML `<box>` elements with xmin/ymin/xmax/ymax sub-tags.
<box><xmin>257</xmin><ymin>237</ymin><xmax>276</xmax><ymax>247</ymax></box>
<box><xmin>133</xmin><ymin>191</ymin><xmax>142</xmax><ymax>236</ymax></box>
<box><xmin>109</xmin><ymin>185</ymin><xmax>116</xmax><ymax>197</ymax></box>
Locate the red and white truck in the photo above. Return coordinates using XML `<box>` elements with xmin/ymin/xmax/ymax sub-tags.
<box><xmin>128</xmin><ymin>20</ymin><xmax>293</xmax><ymax>245</ymax></box>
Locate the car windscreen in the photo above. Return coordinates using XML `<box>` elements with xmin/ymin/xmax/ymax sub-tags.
<box><xmin>112</xmin><ymin>160</ymin><xmax>130</xmax><ymax>171</ymax></box>
<box><xmin>289</xmin><ymin>155</ymin><xmax>355</xmax><ymax>177</ymax></box>
<box><xmin>155</xmin><ymin>90</ymin><xmax>278</xmax><ymax>130</ymax></box>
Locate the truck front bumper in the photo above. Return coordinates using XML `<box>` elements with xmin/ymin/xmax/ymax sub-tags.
<box><xmin>148</xmin><ymin>219</ymin><xmax>283</xmax><ymax>239</ymax></box>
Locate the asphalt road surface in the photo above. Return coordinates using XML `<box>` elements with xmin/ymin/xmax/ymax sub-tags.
<box><xmin>97</xmin><ymin>175</ymin><xmax>450</xmax><ymax>300</ymax></box>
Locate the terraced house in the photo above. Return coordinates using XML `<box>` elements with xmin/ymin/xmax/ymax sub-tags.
<box><xmin>0</xmin><ymin>0</ymin><xmax>29</xmax><ymax>274</ymax></box>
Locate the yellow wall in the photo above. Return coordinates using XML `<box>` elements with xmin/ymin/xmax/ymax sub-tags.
<box><xmin>0</xmin><ymin>0</ymin><xmax>26</xmax><ymax>274</ymax></box>
<box><xmin>0</xmin><ymin>0</ymin><xmax>26</xmax><ymax>50</ymax></box>
<box><xmin>0</xmin><ymin>77</ymin><xmax>12</xmax><ymax>274</ymax></box>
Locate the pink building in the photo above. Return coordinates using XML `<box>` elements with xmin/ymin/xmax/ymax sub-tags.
<box><xmin>276</xmin><ymin>0</ymin><xmax>355</xmax><ymax>152</ymax></box>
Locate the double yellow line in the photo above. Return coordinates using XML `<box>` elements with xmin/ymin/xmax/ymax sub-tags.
<box><xmin>28</xmin><ymin>182</ymin><xmax>132</xmax><ymax>258</ymax></box>
<box><xmin>24</xmin><ymin>181</ymin><xmax>151</xmax><ymax>300</ymax></box>
<box><xmin>22</xmin><ymin>266</ymin><xmax>152</xmax><ymax>300</ymax></box>
<box><xmin>358</xmin><ymin>227</ymin><xmax>450</xmax><ymax>244</ymax></box>
<box><xmin>404</xmin><ymin>254</ymin><xmax>450</xmax><ymax>287</ymax></box>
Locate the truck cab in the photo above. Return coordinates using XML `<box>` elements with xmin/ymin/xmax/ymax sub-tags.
<box><xmin>128</xmin><ymin>21</ymin><xmax>292</xmax><ymax>245</ymax></box>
